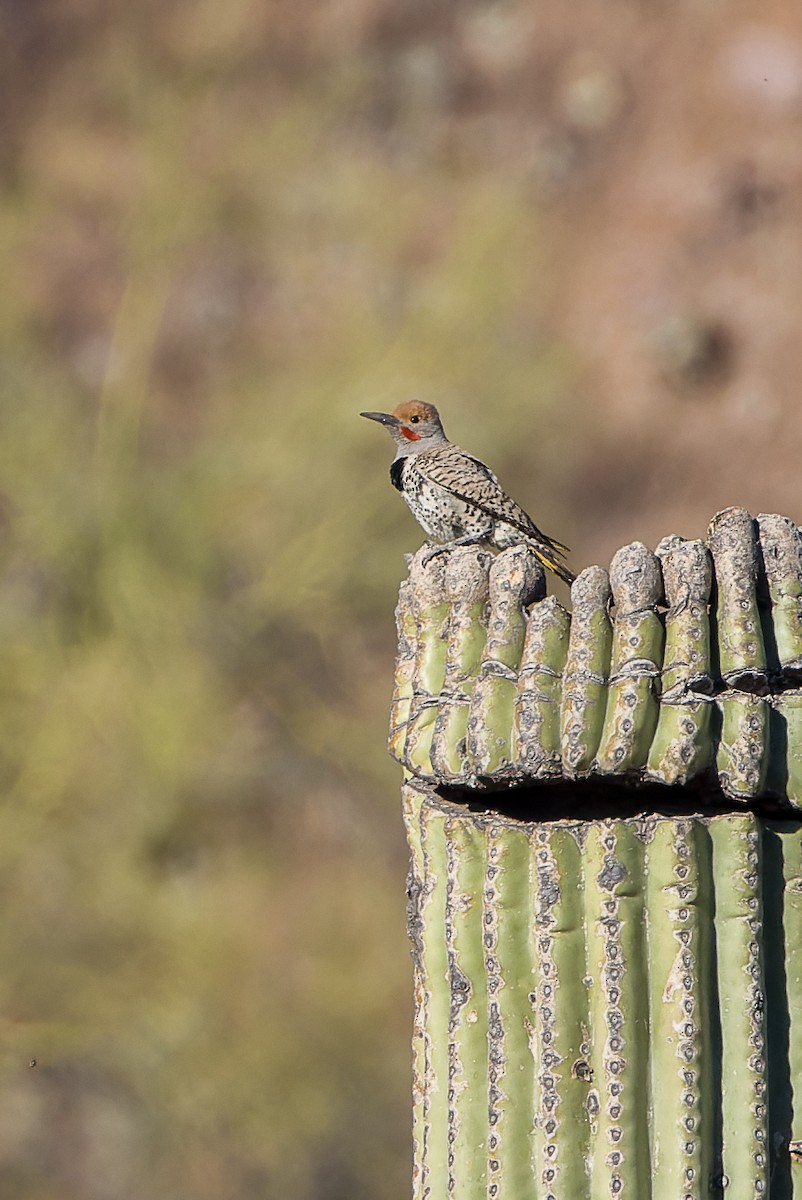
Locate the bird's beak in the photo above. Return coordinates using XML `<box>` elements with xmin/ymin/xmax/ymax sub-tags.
<box><xmin>360</xmin><ymin>410</ymin><xmax>400</xmax><ymax>427</ymax></box>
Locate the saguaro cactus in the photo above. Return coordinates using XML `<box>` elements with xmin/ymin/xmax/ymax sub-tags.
<box><xmin>392</xmin><ymin>508</ymin><xmax>802</xmax><ymax>1200</ymax></box>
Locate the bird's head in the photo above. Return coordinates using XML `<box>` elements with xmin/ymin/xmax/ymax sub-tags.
<box><xmin>360</xmin><ymin>400</ymin><xmax>446</xmax><ymax>451</ymax></box>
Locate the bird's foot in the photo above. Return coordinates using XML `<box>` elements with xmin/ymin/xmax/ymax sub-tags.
<box><xmin>420</xmin><ymin>536</ymin><xmax>486</xmax><ymax>566</ymax></box>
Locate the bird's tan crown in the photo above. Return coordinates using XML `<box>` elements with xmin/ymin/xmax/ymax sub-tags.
<box><xmin>391</xmin><ymin>400</ymin><xmax>441</xmax><ymax>424</ymax></box>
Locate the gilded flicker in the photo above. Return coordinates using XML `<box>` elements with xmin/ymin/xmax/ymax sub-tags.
<box><xmin>360</xmin><ymin>400</ymin><xmax>575</xmax><ymax>585</ymax></box>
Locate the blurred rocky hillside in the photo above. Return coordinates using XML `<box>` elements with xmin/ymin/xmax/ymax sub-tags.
<box><xmin>0</xmin><ymin>2</ymin><xmax>800</xmax><ymax>1197</ymax></box>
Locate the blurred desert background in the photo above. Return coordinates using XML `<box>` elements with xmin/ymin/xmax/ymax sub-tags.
<box><xmin>1</xmin><ymin>1</ymin><xmax>802</xmax><ymax>1197</ymax></box>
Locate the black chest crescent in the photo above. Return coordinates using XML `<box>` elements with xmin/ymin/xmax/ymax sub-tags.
<box><xmin>389</xmin><ymin>459</ymin><xmax>405</xmax><ymax>492</ymax></box>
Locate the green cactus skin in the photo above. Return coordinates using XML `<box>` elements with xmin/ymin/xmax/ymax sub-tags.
<box><xmin>777</xmin><ymin>819</ymin><xmax>802</xmax><ymax>1192</ymax></box>
<box><xmin>531</xmin><ymin>824</ymin><xmax>590</xmax><ymax>1198</ymax></box>
<box><xmin>709</xmin><ymin>816</ymin><xmax>769</xmax><ymax>1199</ymax></box>
<box><xmin>717</xmin><ymin>693</ymin><xmax>769</xmax><ymax>800</ymax></box>
<box><xmin>648</xmin><ymin>697</ymin><xmax>714</xmax><ymax>790</ymax></box>
<box><xmin>584</xmin><ymin>820</ymin><xmax>651</xmax><ymax>1198</ymax></box>
<box><xmin>514</xmin><ymin>596</ymin><xmax>571</xmax><ymax>778</ymax></box>
<box><xmin>769</xmin><ymin>692</ymin><xmax>802</xmax><ymax>809</ymax></box>
<box><xmin>430</xmin><ymin>548</ymin><xmax>491</xmax><ymax>783</ymax></box>
<box><xmin>403</xmin><ymin>785</ymin><xmax>428</xmax><ymax>1200</ymax></box>
<box><xmin>389</xmin><ymin>579</ymin><xmax>417</xmax><ymax>764</ymax></box>
<box><xmin>655</xmin><ymin>537</ymin><xmax>715</xmax><ymax>696</ymax></box>
<box><xmin>403</xmin><ymin>550</ymin><xmax>450</xmax><ymax>778</ymax></box>
<box><xmin>466</xmin><ymin>547</ymin><xmax>544</xmax><ymax>780</ymax></box>
<box><xmin>561</xmin><ymin>566</ymin><xmax>613</xmax><ymax>776</ymax></box>
<box><xmin>403</xmin><ymin>782</ymin><xmax>802</xmax><ymax>1199</ymax></box>
<box><xmin>406</xmin><ymin>786</ymin><xmax>453</xmax><ymax>1198</ymax></box>
<box><xmin>757</xmin><ymin>513</ymin><xmax>802</xmax><ymax>676</ymax></box>
<box><xmin>445</xmin><ymin>815</ymin><xmax>489</xmax><ymax>1195</ymax></box>
<box><xmin>596</xmin><ymin>544</ymin><xmax>664</xmax><ymax>775</ymax></box>
<box><xmin>648</xmin><ymin>538</ymin><xmax>715</xmax><ymax>786</ymax></box>
<box><xmin>708</xmin><ymin>508</ymin><xmax>768</xmax><ymax>690</ymax></box>
<box><xmin>485</xmin><ymin>821</ymin><xmax>537</xmax><ymax>1197</ymax></box>
<box><xmin>645</xmin><ymin>818</ymin><xmax>713</xmax><ymax>1200</ymax></box>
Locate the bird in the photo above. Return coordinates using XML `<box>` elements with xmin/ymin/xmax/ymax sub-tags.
<box><xmin>360</xmin><ymin>400</ymin><xmax>575</xmax><ymax>585</ymax></box>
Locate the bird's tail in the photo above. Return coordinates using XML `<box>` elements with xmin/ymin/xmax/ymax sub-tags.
<box><xmin>528</xmin><ymin>536</ymin><xmax>576</xmax><ymax>586</ymax></box>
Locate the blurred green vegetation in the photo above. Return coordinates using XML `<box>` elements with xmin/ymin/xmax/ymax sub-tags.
<box><xmin>0</xmin><ymin>3</ymin><xmax>582</xmax><ymax>1197</ymax></box>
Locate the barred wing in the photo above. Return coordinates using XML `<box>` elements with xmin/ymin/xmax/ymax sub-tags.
<box><xmin>415</xmin><ymin>445</ymin><xmax>570</xmax><ymax>554</ymax></box>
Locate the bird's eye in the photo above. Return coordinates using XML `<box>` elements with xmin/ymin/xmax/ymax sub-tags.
<box><xmin>410</xmin><ymin>415</ymin><xmax>420</xmax><ymax>423</ymax></box>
